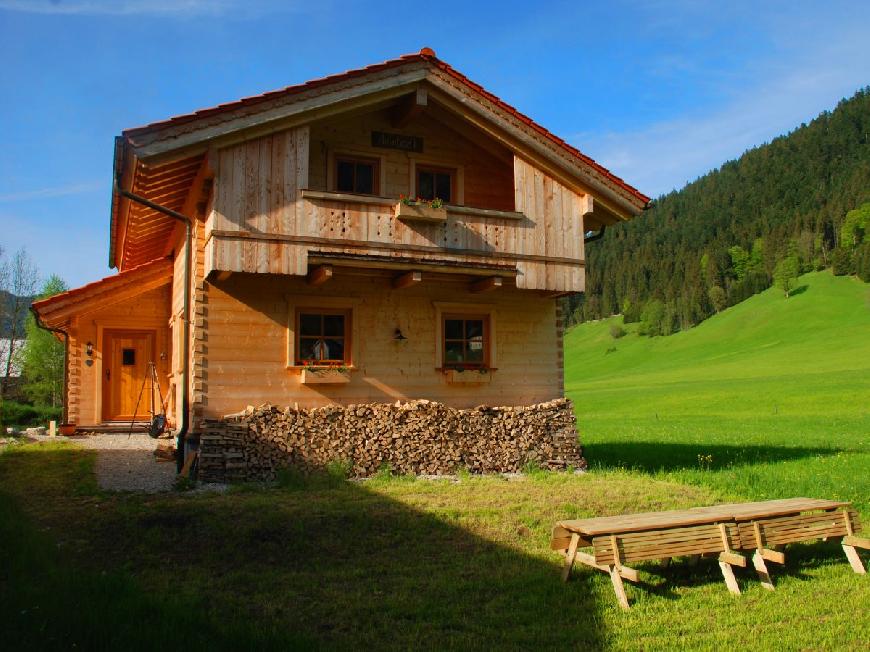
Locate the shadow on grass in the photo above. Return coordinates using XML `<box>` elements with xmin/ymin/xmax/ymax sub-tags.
<box><xmin>635</xmin><ymin>537</ymin><xmax>854</xmax><ymax>601</ymax></box>
<box><xmin>789</xmin><ymin>284</ymin><xmax>809</xmax><ymax>296</ymax></box>
<box><xmin>585</xmin><ymin>441</ymin><xmax>839</xmax><ymax>473</ymax></box>
<box><xmin>0</xmin><ymin>447</ymin><xmax>607</xmax><ymax>650</ymax></box>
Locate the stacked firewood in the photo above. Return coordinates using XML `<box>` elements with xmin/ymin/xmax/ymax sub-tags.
<box><xmin>198</xmin><ymin>398</ymin><xmax>585</xmax><ymax>483</ymax></box>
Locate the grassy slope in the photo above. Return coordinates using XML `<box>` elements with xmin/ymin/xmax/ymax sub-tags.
<box><xmin>565</xmin><ymin>270</ymin><xmax>870</xmax><ymax>515</ymax></box>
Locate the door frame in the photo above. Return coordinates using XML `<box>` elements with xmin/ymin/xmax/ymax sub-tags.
<box><xmin>101</xmin><ymin>328</ymin><xmax>157</xmax><ymax>422</ymax></box>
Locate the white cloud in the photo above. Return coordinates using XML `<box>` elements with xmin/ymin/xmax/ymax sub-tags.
<box><xmin>0</xmin><ymin>181</ymin><xmax>102</xmax><ymax>202</ymax></box>
<box><xmin>573</xmin><ymin>5</ymin><xmax>870</xmax><ymax>198</ymax></box>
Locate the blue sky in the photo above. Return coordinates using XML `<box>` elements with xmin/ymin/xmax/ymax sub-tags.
<box><xmin>1</xmin><ymin>0</ymin><xmax>868</xmax><ymax>288</ymax></box>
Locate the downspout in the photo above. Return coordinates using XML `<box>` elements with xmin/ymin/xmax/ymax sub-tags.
<box><xmin>584</xmin><ymin>225</ymin><xmax>606</xmax><ymax>244</ymax></box>
<box><xmin>29</xmin><ymin>308</ymin><xmax>69</xmax><ymax>424</ymax></box>
<box><xmin>113</xmin><ymin>167</ymin><xmax>192</xmax><ymax>474</ymax></box>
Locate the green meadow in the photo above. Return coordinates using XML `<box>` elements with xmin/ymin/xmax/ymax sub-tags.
<box><xmin>566</xmin><ymin>270</ymin><xmax>870</xmax><ymax>517</ymax></box>
<box><xmin>1</xmin><ymin>270</ymin><xmax>868</xmax><ymax>650</ymax></box>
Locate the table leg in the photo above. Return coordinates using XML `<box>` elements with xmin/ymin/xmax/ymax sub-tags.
<box><xmin>842</xmin><ymin>540</ymin><xmax>866</xmax><ymax>574</ymax></box>
<box><xmin>752</xmin><ymin>551</ymin><xmax>775</xmax><ymax>590</ymax></box>
<box><xmin>562</xmin><ymin>533</ymin><xmax>580</xmax><ymax>581</ymax></box>
<box><xmin>841</xmin><ymin>510</ymin><xmax>867</xmax><ymax>574</ymax></box>
<box><xmin>719</xmin><ymin>560</ymin><xmax>741</xmax><ymax>595</ymax></box>
<box><xmin>609</xmin><ymin>565</ymin><xmax>630</xmax><ymax>610</ymax></box>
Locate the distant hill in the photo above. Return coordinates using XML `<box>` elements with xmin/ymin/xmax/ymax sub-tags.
<box><xmin>572</xmin><ymin>87</ymin><xmax>870</xmax><ymax>330</ymax></box>
<box><xmin>565</xmin><ymin>270</ymin><xmax>870</xmax><ymax>384</ymax></box>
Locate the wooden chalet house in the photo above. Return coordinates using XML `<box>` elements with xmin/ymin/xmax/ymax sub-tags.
<box><xmin>33</xmin><ymin>48</ymin><xmax>648</xmax><ymax>446</ymax></box>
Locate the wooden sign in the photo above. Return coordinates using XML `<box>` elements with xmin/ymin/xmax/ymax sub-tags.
<box><xmin>371</xmin><ymin>131</ymin><xmax>423</xmax><ymax>153</ymax></box>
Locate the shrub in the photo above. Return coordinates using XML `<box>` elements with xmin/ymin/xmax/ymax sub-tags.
<box><xmin>774</xmin><ymin>254</ymin><xmax>800</xmax><ymax>297</ymax></box>
<box><xmin>831</xmin><ymin>247</ymin><xmax>853</xmax><ymax>276</ymax></box>
<box><xmin>1</xmin><ymin>400</ymin><xmax>38</xmax><ymax>428</ymax></box>
<box><xmin>638</xmin><ymin>299</ymin><xmax>675</xmax><ymax>336</ymax></box>
<box><xmin>609</xmin><ymin>324</ymin><xmax>626</xmax><ymax>339</ymax></box>
<box><xmin>326</xmin><ymin>459</ymin><xmax>353</xmax><ymax>480</ymax></box>
<box><xmin>856</xmin><ymin>243</ymin><xmax>870</xmax><ymax>282</ymax></box>
<box><xmin>708</xmin><ymin>285</ymin><xmax>727</xmax><ymax>313</ymax></box>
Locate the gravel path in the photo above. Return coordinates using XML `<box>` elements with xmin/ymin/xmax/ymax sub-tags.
<box><xmin>80</xmin><ymin>434</ymin><xmax>177</xmax><ymax>493</ymax></box>
<box><xmin>32</xmin><ymin>433</ymin><xmax>177</xmax><ymax>492</ymax></box>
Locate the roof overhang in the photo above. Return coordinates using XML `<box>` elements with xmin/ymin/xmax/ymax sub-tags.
<box><xmin>32</xmin><ymin>258</ymin><xmax>173</xmax><ymax>330</ymax></box>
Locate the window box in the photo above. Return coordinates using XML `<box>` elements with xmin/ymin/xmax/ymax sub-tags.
<box><xmin>300</xmin><ymin>367</ymin><xmax>351</xmax><ymax>385</ymax></box>
<box><xmin>395</xmin><ymin>201</ymin><xmax>447</xmax><ymax>223</ymax></box>
<box><xmin>443</xmin><ymin>368</ymin><xmax>492</xmax><ymax>384</ymax></box>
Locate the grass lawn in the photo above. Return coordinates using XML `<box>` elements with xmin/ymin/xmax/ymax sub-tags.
<box><xmin>1</xmin><ymin>270</ymin><xmax>868</xmax><ymax>649</ymax></box>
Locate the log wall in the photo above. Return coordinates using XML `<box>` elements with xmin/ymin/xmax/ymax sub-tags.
<box><xmin>199</xmin><ymin>397</ymin><xmax>584</xmax><ymax>481</ymax></box>
<box><xmin>199</xmin><ymin>271</ymin><xmax>562</xmax><ymax>417</ymax></box>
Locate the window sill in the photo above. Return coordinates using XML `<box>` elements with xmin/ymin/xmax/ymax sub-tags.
<box><xmin>440</xmin><ymin>368</ymin><xmax>494</xmax><ymax>384</ymax></box>
<box><xmin>298</xmin><ymin>367</ymin><xmax>352</xmax><ymax>385</ymax></box>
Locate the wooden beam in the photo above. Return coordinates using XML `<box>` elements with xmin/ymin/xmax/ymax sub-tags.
<box><xmin>470</xmin><ymin>276</ymin><xmax>502</xmax><ymax>293</ymax></box>
<box><xmin>392</xmin><ymin>270</ymin><xmax>422</xmax><ymax>289</ymax></box>
<box><xmin>574</xmin><ymin>551</ymin><xmax>639</xmax><ymax>582</ymax></box>
<box><xmin>307</xmin><ymin>264</ymin><xmax>333</xmax><ymax>286</ymax></box>
<box><xmin>215</xmin><ymin>271</ymin><xmax>232</xmax><ymax>282</ymax></box>
<box><xmin>134</xmin><ymin>67</ymin><xmax>429</xmax><ymax>159</ymax></box>
<box><xmin>391</xmin><ymin>86</ymin><xmax>427</xmax><ymax>128</ymax></box>
<box><xmin>426</xmin><ymin>101</ymin><xmax>513</xmax><ymax>163</ymax></box>
<box><xmin>425</xmin><ymin>80</ymin><xmax>642</xmax><ymax>219</ymax></box>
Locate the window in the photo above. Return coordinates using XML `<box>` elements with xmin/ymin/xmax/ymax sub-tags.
<box><xmin>442</xmin><ymin>314</ymin><xmax>489</xmax><ymax>368</ymax></box>
<box><xmin>417</xmin><ymin>166</ymin><xmax>454</xmax><ymax>203</ymax></box>
<box><xmin>295</xmin><ymin>310</ymin><xmax>350</xmax><ymax>365</ymax></box>
<box><xmin>122</xmin><ymin>348</ymin><xmax>136</xmax><ymax>366</ymax></box>
<box><xmin>335</xmin><ymin>156</ymin><xmax>379</xmax><ymax>195</ymax></box>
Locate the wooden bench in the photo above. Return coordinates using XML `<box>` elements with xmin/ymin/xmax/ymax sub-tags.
<box><xmin>551</xmin><ymin>498</ymin><xmax>867</xmax><ymax>609</ymax></box>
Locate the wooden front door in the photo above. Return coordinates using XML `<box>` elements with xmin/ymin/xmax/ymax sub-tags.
<box><xmin>102</xmin><ymin>330</ymin><xmax>155</xmax><ymax>421</ymax></box>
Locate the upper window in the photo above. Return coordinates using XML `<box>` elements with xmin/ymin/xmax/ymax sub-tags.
<box><xmin>417</xmin><ymin>166</ymin><xmax>454</xmax><ymax>203</ymax></box>
<box><xmin>442</xmin><ymin>314</ymin><xmax>489</xmax><ymax>368</ymax></box>
<box><xmin>336</xmin><ymin>156</ymin><xmax>379</xmax><ymax>195</ymax></box>
<box><xmin>295</xmin><ymin>310</ymin><xmax>350</xmax><ymax>365</ymax></box>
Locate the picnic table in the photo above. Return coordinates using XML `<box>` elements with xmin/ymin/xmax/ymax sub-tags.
<box><xmin>551</xmin><ymin>498</ymin><xmax>867</xmax><ymax>609</ymax></box>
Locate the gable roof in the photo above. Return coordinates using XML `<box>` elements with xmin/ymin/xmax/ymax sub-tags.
<box><xmin>32</xmin><ymin>258</ymin><xmax>172</xmax><ymax>329</ymax></box>
<box><xmin>122</xmin><ymin>48</ymin><xmax>648</xmax><ymax>205</ymax></box>
<box><xmin>112</xmin><ymin>48</ymin><xmax>649</xmax><ymax>269</ymax></box>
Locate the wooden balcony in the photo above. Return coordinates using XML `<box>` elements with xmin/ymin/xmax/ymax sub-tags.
<box><xmin>205</xmin><ymin>160</ymin><xmax>589</xmax><ymax>292</ymax></box>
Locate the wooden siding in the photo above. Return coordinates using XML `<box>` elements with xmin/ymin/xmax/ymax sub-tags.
<box><xmin>68</xmin><ymin>285</ymin><xmax>171</xmax><ymax>427</ymax></box>
<box><xmin>307</xmin><ymin>106</ymin><xmax>514</xmax><ymax>210</ymax></box>
<box><xmin>207</xmin><ymin>126</ymin><xmax>310</xmax><ymax>277</ymax></box>
<box><xmin>199</xmin><ymin>271</ymin><xmax>561</xmax><ymax>416</ymax></box>
<box><xmin>206</xmin><ymin>117</ymin><xmax>592</xmax><ymax>291</ymax></box>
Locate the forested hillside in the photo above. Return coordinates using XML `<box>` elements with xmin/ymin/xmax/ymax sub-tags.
<box><xmin>571</xmin><ymin>87</ymin><xmax>870</xmax><ymax>330</ymax></box>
